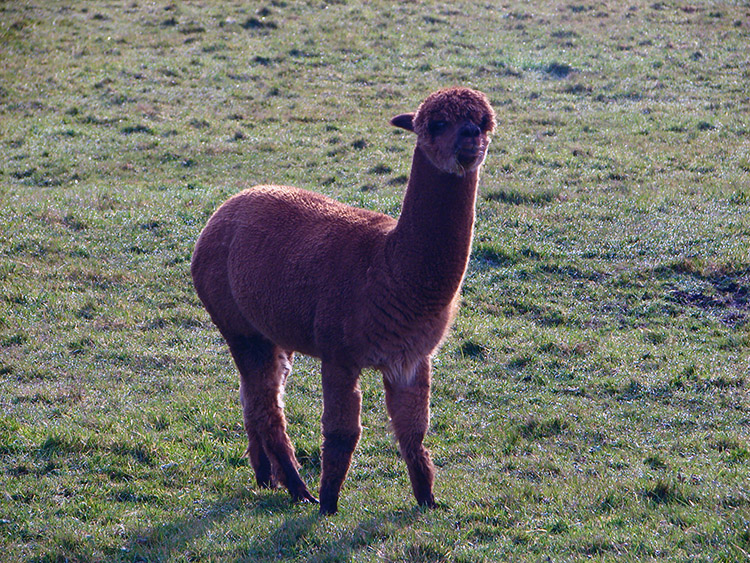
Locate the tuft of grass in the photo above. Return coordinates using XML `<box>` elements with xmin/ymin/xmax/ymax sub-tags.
<box><xmin>484</xmin><ymin>187</ymin><xmax>560</xmax><ymax>206</ymax></box>
<box><xmin>642</xmin><ymin>478</ymin><xmax>691</xmax><ymax>507</ymax></box>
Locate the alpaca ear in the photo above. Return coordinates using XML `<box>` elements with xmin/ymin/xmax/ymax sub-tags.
<box><xmin>390</xmin><ymin>113</ymin><xmax>415</xmax><ymax>132</ymax></box>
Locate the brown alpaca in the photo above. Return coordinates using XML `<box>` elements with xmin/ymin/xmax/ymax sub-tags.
<box><xmin>191</xmin><ymin>87</ymin><xmax>495</xmax><ymax>514</ymax></box>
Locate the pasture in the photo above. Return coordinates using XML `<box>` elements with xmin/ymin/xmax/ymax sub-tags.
<box><xmin>1</xmin><ymin>0</ymin><xmax>748</xmax><ymax>561</ymax></box>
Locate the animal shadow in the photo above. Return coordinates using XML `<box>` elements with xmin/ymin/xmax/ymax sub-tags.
<box><xmin>124</xmin><ymin>491</ymin><xmax>425</xmax><ymax>562</ymax></box>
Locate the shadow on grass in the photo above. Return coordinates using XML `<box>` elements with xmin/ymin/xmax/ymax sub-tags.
<box><xmin>295</xmin><ymin>507</ymin><xmax>427</xmax><ymax>563</ymax></box>
<box><xmin>122</xmin><ymin>490</ymin><xmax>425</xmax><ymax>562</ymax></box>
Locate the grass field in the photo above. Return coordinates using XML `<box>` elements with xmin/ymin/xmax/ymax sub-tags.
<box><xmin>1</xmin><ymin>0</ymin><xmax>749</xmax><ymax>561</ymax></box>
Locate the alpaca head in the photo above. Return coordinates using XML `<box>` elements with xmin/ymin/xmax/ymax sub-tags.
<box><xmin>391</xmin><ymin>87</ymin><xmax>496</xmax><ymax>176</ymax></box>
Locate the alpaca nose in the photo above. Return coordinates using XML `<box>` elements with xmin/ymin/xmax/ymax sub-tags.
<box><xmin>460</xmin><ymin>122</ymin><xmax>481</xmax><ymax>138</ymax></box>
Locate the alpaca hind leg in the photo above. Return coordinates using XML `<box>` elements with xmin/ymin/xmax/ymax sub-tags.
<box><xmin>243</xmin><ymin>348</ymin><xmax>294</xmax><ymax>488</ymax></box>
<box><xmin>319</xmin><ymin>363</ymin><xmax>362</xmax><ymax>515</ymax></box>
<box><xmin>243</xmin><ymin>428</ymin><xmax>273</xmax><ymax>488</ymax></box>
<box><xmin>227</xmin><ymin>334</ymin><xmax>317</xmax><ymax>503</ymax></box>
<box><xmin>383</xmin><ymin>357</ymin><xmax>436</xmax><ymax>508</ymax></box>
<box><xmin>232</xmin><ymin>335</ymin><xmax>277</xmax><ymax>487</ymax></box>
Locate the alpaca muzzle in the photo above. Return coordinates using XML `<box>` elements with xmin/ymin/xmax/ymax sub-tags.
<box><xmin>455</xmin><ymin>140</ymin><xmax>484</xmax><ymax>168</ymax></box>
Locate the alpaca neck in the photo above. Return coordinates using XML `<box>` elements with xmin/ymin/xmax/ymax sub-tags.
<box><xmin>386</xmin><ymin>145</ymin><xmax>479</xmax><ymax>310</ymax></box>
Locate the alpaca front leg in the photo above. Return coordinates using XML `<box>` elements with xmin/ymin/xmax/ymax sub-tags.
<box><xmin>319</xmin><ymin>363</ymin><xmax>362</xmax><ymax>515</ymax></box>
<box><xmin>383</xmin><ymin>357</ymin><xmax>436</xmax><ymax>508</ymax></box>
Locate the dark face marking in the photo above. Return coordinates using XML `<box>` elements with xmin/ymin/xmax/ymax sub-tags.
<box><xmin>459</xmin><ymin>122</ymin><xmax>481</xmax><ymax>138</ymax></box>
<box><xmin>428</xmin><ymin>120</ymin><xmax>449</xmax><ymax>137</ymax></box>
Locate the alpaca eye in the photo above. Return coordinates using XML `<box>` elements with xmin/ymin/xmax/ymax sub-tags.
<box><xmin>480</xmin><ymin>115</ymin><xmax>491</xmax><ymax>131</ymax></box>
<box><xmin>428</xmin><ymin>121</ymin><xmax>449</xmax><ymax>136</ymax></box>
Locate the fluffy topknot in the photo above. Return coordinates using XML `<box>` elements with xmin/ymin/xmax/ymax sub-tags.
<box><xmin>412</xmin><ymin>87</ymin><xmax>496</xmax><ymax>139</ymax></box>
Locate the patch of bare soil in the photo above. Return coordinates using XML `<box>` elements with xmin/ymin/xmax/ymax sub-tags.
<box><xmin>669</xmin><ymin>272</ymin><xmax>749</xmax><ymax>326</ymax></box>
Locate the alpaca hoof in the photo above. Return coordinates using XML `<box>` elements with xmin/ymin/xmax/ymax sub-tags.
<box><xmin>255</xmin><ymin>468</ymin><xmax>281</xmax><ymax>490</ymax></box>
<box><xmin>418</xmin><ymin>495</ymin><xmax>437</xmax><ymax>510</ymax></box>
<box><xmin>257</xmin><ymin>477</ymin><xmax>275</xmax><ymax>489</ymax></box>
<box><xmin>319</xmin><ymin>501</ymin><xmax>338</xmax><ymax>516</ymax></box>
<box><xmin>291</xmin><ymin>488</ymin><xmax>319</xmax><ymax>505</ymax></box>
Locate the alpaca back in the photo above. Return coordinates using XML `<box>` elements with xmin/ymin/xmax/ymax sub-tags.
<box><xmin>193</xmin><ymin>185</ymin><xmax>395</xmax><ymax>357</ymax></box>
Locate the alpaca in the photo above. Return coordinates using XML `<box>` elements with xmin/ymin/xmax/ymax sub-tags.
<box><xmin>191</xmin><ymin>87</ymin><xmax>495</xmax><ymax>514</ymax></box>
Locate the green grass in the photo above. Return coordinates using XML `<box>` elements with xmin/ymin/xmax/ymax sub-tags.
<box><xmin>1</xmin><ymin>0</ymin><xmax>749</xmax><ymax>561</ymax></box>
